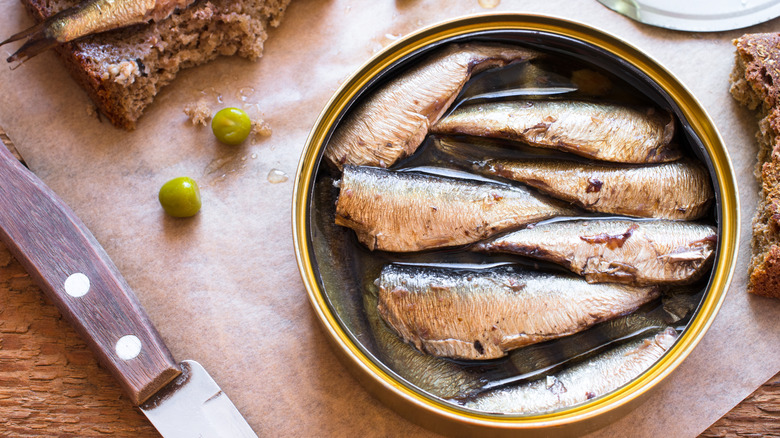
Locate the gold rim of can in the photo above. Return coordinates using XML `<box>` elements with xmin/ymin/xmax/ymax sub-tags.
<box><xmin>292</xmin><ymin>13</ymin><xmax>739</xmax><ymax>435</ymax></box>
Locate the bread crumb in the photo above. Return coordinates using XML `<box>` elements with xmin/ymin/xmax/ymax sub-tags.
<box><xmin>252</xmin><ymin>118</ymin><xmax>272</xmax><ymax>137</ymax></box>
<box><xmin>241</xmin><ymin>102</ymin><xmax>272</xmax><ymax>139</ymax></box>
<box><xmin>183</xmin><ymin>99</ymin><xmax>212</xmax><ymax>126</ymax></box>
<box><xmin>106</xmin><ymin>60</ymin><xmax>141</xmax><ymax>86</ymax></box>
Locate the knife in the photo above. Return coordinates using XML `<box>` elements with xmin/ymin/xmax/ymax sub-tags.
<box><xmin>597</xmin><ymin>0</ymin><xmax>780</xmax><ymax>32</ymax></box>
<box><xmin>0</xmin><ymin>141</ymin><xmax>257</xmax><ymax>437</ymax></box>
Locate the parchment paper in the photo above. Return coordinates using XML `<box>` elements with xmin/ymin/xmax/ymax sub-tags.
<box><xmin>1</xmin><ymin>1</ymin><xmax>779</xmax><ymax>436</ymax></box>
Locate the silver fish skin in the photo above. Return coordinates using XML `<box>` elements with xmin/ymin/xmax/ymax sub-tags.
<box><xmin>476</xmin><ymin>158</ymin><xmax>713</xmax><ymax>220</ymax></box>
<box><xmin>335</xmin><ymin>165</ymin><xmax>577</xmax><ymax>252</ymax></box>
<box><xmin>377</xmin><ymin>264</ymin><xmax>660</xmax><ymax>360</ymax></box>
<box><xmin>473</xmin><ymin>219</ymin><xmax>717</xmax><ymax>285</ymax></box>
<box><xmin>431</xmin><ymin>100</ymin><xmax>679</xmax><ymax>163</ymax></box>
<box><xmin>324</xmin><ymin>44</ymin><xmax>539</xmax><ymax>170</ymax></box>
<box><xmin>504</xmin><ymin>287</ymin><xmax>700</xmax><ymax>383</ymax></box>
<box><xmin>465</xmin><ymin>327</ymin><xmax>678</xmax><ymax>414</ymax></box>
<box><xmin>363</xmin><ymin>293</ymin><xmax>486</xmax><ymax>399</ymax></box>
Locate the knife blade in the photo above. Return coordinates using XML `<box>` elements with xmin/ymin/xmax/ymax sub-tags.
<box><xmin>597</xmin><ymin>0</ymin><xmax>780</xmax><ymax>32</ymax></box>
<box><xmin>0</xmin><ymin>142</ymin><xmax>257</xmax><ymax>437</ymax></box>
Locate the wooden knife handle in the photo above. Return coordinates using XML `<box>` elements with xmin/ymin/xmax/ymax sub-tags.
<box><xmin>0</xmin><ymin>144</ymin><xmax>180</xmax><ymax>405</ymax></box>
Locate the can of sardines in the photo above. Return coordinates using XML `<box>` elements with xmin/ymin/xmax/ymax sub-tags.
<box><xmin>293</xmin><ymin>13</ymin><xmax>738</xmax><ymax>437</ymax></box>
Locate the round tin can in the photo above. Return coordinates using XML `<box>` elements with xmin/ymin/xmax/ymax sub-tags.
<box><xmin>293</xmin><ymin>13</ymin><xmax>738</xmax><ymax>437</ymax></box>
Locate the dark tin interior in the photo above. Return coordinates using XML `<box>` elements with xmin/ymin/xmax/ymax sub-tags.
<box><xmin>304</xmin><ymin>28</ymin><xmax>721</xmax><ymax>415</ymax></box>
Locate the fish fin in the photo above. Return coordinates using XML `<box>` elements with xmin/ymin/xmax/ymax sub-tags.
<box><xmin>583</xmin><ymin>258</ymin><xmax>639</xmax><ymax>283</ymax></box>
<box><xmin>657</xmin><ymin>248</ymin><xmax>705</xmax><ymax>262</ymax></box>
<box><xmin>520</xmin><ymin>122</ymin><xmax>553</xmax><ymax>141</ymax></box>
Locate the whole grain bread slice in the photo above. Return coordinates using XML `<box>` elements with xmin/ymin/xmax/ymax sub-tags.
<box><xmin>19</xmin><ymin>0</ymin><xmax>291</xmax><ymax>130</ymax></box>
<box><xmin>730</xmin><ymin>32</ymin><xmax>780</xmax><ymax>299</ymax></box>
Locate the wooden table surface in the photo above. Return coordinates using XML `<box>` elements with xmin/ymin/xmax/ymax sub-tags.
<box><xmin>0</xmin><ymin>128</ymin><xmax>778</xmax><ymax>437</ymax></box>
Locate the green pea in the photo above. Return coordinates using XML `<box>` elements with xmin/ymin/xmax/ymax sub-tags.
<box><xmin>211</xmin><ymin>107</ymin><xmax>252</xmax><ymax>145</ymax></box>
<box><xmin>159</xmin><ymin>177</ymin><xmax>201</xmax><ymax>218</ymax></box>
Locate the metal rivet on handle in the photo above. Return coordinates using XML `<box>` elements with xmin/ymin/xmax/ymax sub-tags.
<box><xmin>64</xmin><ymin>273</ymin><xmax>90</xmax><ymax>297</ymax></box>
<box><xmin>115</xmin><ymin>335</ymin><xmax>142</xmax><ymax>360</ymax></box>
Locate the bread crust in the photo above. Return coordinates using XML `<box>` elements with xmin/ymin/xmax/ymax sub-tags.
<box><xmin>734</xmin><ymin>33</ymin><xmax>780</xmax><ymax>110</ymax></box>
<box><xmin>732</xmin><ymin>33</ymin><xmax>780</xmax><ymax>298</ymax></box>
<box><xmin>18</xmin><ymin>0</ymin><xmax>291</xmax><ymax>130</ymax></box>
<box><xmin>749</xmin><ymin>245</ymin><xmax>780</xmax><ymax>299</ymax></box>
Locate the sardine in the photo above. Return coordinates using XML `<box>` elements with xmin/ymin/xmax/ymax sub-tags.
<box><xmin>363</xmin><ymin>292</ymin><xmax>487</xmax><ymax>399</ymax></box>
<box><xmin>1</xmin><ymin>0</ymin><xmax>196</xmax><ymax>64</ymax></box>
<box><xmin>335</xmin><ymin>165</ymin><xmax>577</xmax><ymax>252</ymax></box>
<box><xmin>323</xmin><ymin>44</ymin><xmax>539</xmax><ymax>170</ymax></box>
<box><xmin>470</xmin><ymin>157</ymin><xmax>713</xmax><ymax>220</ymax></box>
<box><xmin>377</xmin><ymin>264</ymin><xmax>661</xmax><ymax>360</ymax></box>
<box><xmin>473</xmin><ymin>219</ymin><xmax>717</xmax><ymax>285</ymax></box>
<box><xmin>464</xmin><ymin>328</ymin><xmax>677</xmax><ymax>414</ymax></box>
<box><xmin>431</xmin><ymin>100</ymin><xmax>679</xmax><ymax>163</ymax></box>
<box><xmin>499</xmin><ymin>288</ymin><xmax>699</xmax><ymax>390</ymax></box>
<box><xmin>502</xmin><ymin>316</ymin><xmax>659</xmax><ymax>388</ymax></box>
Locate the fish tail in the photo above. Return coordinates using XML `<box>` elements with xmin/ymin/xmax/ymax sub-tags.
<box><xmin>2</xmin><ymin>4</ymin><xmax>76</xmax><ymax>66</ymax></box>
<box><xmin>2</xmin><ymin>0</ymin><xmax>165</xmax><ymax>65</ymax></box>
<box><xmin>4</xmin><ymin>24</ymin><xmax>58</xmax><ymax>65</ymax></box>
<box><xmin>0</xmin><ymin>21</ymin><xmax>46</xmax><ymax>47</ymax></box>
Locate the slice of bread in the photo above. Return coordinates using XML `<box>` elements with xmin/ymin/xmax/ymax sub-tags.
<box><xmin>19</xmin><ymin>0</ymin><xmax>291</xmax><ymax>130</ymax></box>
<box><xmin>730</xmin><ymin>32</ymin><xmax>780</xmax><ymax>299</ymax></box>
